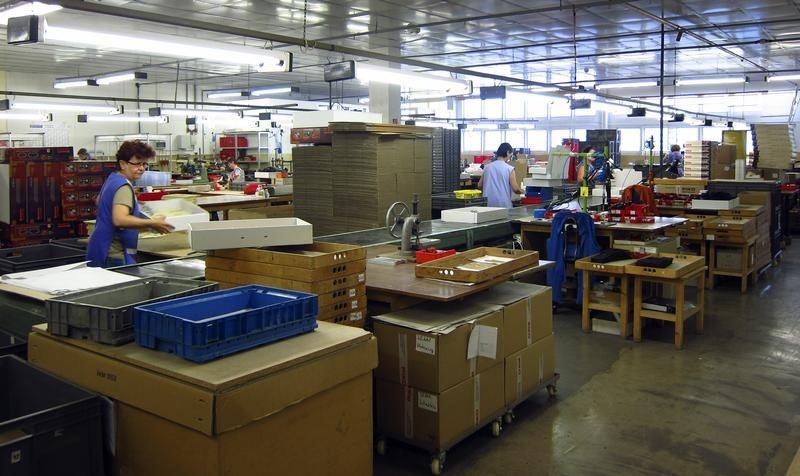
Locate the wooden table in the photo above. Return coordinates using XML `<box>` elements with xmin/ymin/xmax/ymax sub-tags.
<box><xmin>194</xmin><ymin>193</ymin><xmax>293</xmax><ymax>220</ymax></box>
<box><xmin>365</xmin><ymin>244</ymin><xmax>554</xmax><ymax>311</ymax></box>
<box><xmin>627</xmin><ymin>254</ymin><xmax>706</xmax><ymax>350</ymax></box>
<box><xmin>707</xmin><ymin>238</ymin><xmax>757</xmax><ymax>293</ymax></box>
<box><xmin>575</xmin><ymin>257</ymin><xmax>637</xmax><ymax>337</ymax></box>
<box><xmin>516</xmin><ymin>216</ymin><xmax>687</xmax><ymax>259</ymax></box>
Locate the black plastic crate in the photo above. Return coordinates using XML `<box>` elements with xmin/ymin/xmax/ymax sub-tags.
<box><xmin>0</xmin><ymin>244</ymin><xmax>86</xmax><ymax>274</ymax></box>
<box><xmin>0</xmin><ymin>355</ymin><xmax>104</xmax><ymax>475</ymax></box>
<box><xmin>0</xmin><ymin>330</ymin><xmax>26</xmax><ymax>359</ymax></box>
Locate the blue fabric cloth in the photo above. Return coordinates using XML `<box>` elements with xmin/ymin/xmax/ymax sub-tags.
<box><xmin>665</xmin><ymin>151</ymin><xmax>684</xmax><ymax>177</ymax></box>
<box><xmin>482</xmin><ymin>159</ymin><xmax>515</xmax><ymax>208</ymax></box>
<box><xmin>546</xmin><ymin>212</ymin><xmax>602</xmax><ymax>304</ymax></box>
<box><xmin>87</xmin><ymin>172</ymin><xmax>140</xmax><ymax>268</ymax></box>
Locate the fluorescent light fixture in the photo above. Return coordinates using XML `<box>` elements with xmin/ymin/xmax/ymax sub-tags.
<box><xmin>96</xmin><ymin>71</ymin><xmax>147</xmax><ymax>85</ymax></box>
<box><xmin>251</xmin><ymin>86</ymin><xmax>295</xmax><ymax>96</ymax></box>
<box><xmin>572</xmin><ymin>92</ymin><xmax>596</xmax><ymax>100</ymax></box>
<box><xmin>159</xmin><ymin>108</ymin><xmax>244</xmax><ymax>119</ymax></box>
<box><xmin>0</xmin><ymin>1</ymin><xmax>60</xmax><ymax>25</ymax></box>
<box><xmin>11</xmin><ymin>101</ymin><xmax>118</xmax><ymax>113</ymax></box>
<box><xmin>528</xmin><ymin>86</ymin><xmax>560</xmax><ymax>93</ymax></box>
<box><xmin>356</xmin><ymin>63</ymin><xmax>471</xmax><ymax>95</ymax></box>
<box><xmin>597</xmin><ymin>52</ymin><xmax>655</xmax><ymax>64</ymax></box>
<box><xmin>595</xmin><ymin>81</ymin><xmax>658</xmax><ymax>90</ymax></box>
<box><xmin>84</xmin><ymin>115</ymin><xmax>168</xmax><ymax>123</ymax></box>
<box><xmin>53</xmin><ymin>78</ymin><xmax>98</xmax><ymax>89</ymax></box>
<box><xmin>676</xmin><ymin>77</ymin><xmax>746</xmax><ymax>86</ymax></box>
<box><xmin>45</xmin><ymin>18</ymin><xmax>292</xmax><ymax>72</ymax></box>
<box><xmin>0</xmin><ymin>111</ymin><xmax>52</xmax><ymax>121</ymax></box>
<box><xmin>359</xmin><ymin>97</ymin><xmax>370</xmax><ymax>104</ymax></box>
<box><xmin>206</xmin><ymin>90</ymin><xmax>251</xmax><ymax>99</ymax></box>
<box><xmin>767</xmin><ymin>73</ymin><xmax>800</xmax><ymax>82</ymax></box>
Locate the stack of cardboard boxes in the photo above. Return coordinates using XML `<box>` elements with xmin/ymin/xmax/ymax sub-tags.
<box><xmin>751</xmin><ymin>123</ymin><xmax>796</xmax><ymax>169</ymax></box>
<box><xmin>710</xmin><ymin>143</ymin><xmax>736</xmax><ymax>180</ymax></box>
<box><xmin>732</xmin><ymin>194</ymin><xmax>772</xmax><ymax>269</ymax></box>
<box><xmin>373</xmin><ymin>283</ymin><xmax>554</xmax><ymax>454</ymax></box>
<box><xmin>683</xmin><ymin>141</ymin><xmax>715</xmax><ymax>179</ymax></box>
<box><xmin>204</xmin><ymin>242</ymin><xmax>368</xmax><ymax>327</ymax></box>
<box><xmin>292</xmin><ymin>123</ymin><xmax>433</xmax><ymax>236</ymax></box>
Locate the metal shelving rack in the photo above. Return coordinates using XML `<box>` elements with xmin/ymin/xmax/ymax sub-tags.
<box><xmin>93</xmin><ymin>134</ymin><xmax>173</xmax><ymax>159</ymax></box>
<box><xmin>220</xmin><ymin>129</ymin><xmax>285</xmax><ymax>170</ymax></box>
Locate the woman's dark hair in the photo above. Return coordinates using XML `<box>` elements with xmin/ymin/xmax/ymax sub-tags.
<box><xmin>671</xmin><ymin>144</ymin><xmax>681</xmax><ymax>152</ymax></box>
<box><xmin>582</xmin><ymin>146</ymin><xmax>595</xmax><ymax>154</ymax></box>
<box><xmin>77</xmin><ymin>148</ymin><xmax>88</xmax><ymax>156</ymax></box>
<box><xmin>227</xmin><ymin>158</ymin><xmax>237</xmax><ymax>164</ymax></box>
<box><xmin>496</xmin><ymin>142</ymin><xmax>513</xmax><ymax>158</ymax></box>
<box><xmin>116</xmin><ymin>140</ymin><xmax>155</xmax><ymax>163</ymax></box>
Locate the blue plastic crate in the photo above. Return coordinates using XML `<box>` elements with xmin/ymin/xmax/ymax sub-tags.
<box><xmin>134</xmin><ymin>285</ymin><xmax>318</xmax><ymax>363</ymax></box>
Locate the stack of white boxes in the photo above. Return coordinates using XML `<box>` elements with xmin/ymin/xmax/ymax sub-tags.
<box><xmin>683</xmin><ymin>140</ymin><xmax>715</xmax><ymax>179</ymax></box>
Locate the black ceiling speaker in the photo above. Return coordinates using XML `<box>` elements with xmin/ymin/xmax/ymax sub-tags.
<box><xmin>668</xmin><ymin>113</ymin><xmax>685</xmax><ymax>122</ymax></box>
<box><xmin>570</xmin><ymin>99</ymin><xmax>591</xmax><ymax>110</ymax></box>
<box><xmin>77</xmin><ymin>114</ymin><xmax>88</xmax><ymax>123</ymax></box>
<box><xmin>259</xmin><ymin>112</ymin><xmax>271</xmax><ymax>120</ymax></box>
<box><xmin>480</xmin><ymin>86</ymin><xmax>506</xmax><ymax>100</ymax></box>
<box><xmin>148</xmin><ymin>107</ymin><xmax>162</xmax><ymax>117</ymax></box>
<box><xmin>704</xmin><ymin>119</ymin><xmax>713</xmax><ymax>126</ymax></box>
<box><xmin>627</xmin><ymin>107</ymin><xmax>646</xmax><ymax>117</ymax></box>
<box><xmin>457</xmin><ymin>123</ymin><xmax>468</xmax><ymax>129</ymax></box>
<box><xmin>7</xmin><ymin>15</ymin><xmax>43</xmax><ymax>45</ymax></box>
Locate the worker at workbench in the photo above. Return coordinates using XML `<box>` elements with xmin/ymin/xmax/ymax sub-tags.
<box><xmin>87</xmin><ymin>140</ymin><xmax>174</xmax><ymax>268</ymax></box>
<box><xmin>226</xmin><ymin>158</ymin><xmax>245</xmax><ymax>188</ymax></box>
<box><xmin>478</xmin><ymin>142</ymin><xmax>523</xmax><ymax>208</ymax></box>
<box><xmin>576</xmin><ymin>146</ymin><xmax>606</xmax><ymax>188</ymax></box>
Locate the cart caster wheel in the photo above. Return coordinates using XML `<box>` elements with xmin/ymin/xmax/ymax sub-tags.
<box><xmin>547</xmin><ymin>384</ymin><xmax>557</xmax><ymax>397</ymax></box>
<box><xmin>503</xmin><ymin>411</ymin><xmax>514</xmax><ymax>424</ymax></box>
<box><xmin>375</xmin><ymin>438</ymin><xmax>387</xmax><ymax>456</ymax></box>
<box><xmin>431</xmin><ymin>453</ymin><xmax>446</xmax><ymax>475</ymax></box>
<box><xmin>490</xmin><ymin>419</ymin><xmax>502</xmax><ymax>437</ymax></box>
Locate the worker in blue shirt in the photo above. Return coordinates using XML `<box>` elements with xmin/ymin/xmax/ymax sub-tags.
<box><xmin>478</xmin><ymin>142</ymin><xmax>523</xmax><ymax>208</ymax></box>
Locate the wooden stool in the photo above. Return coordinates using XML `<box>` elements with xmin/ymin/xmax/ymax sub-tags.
<box><xmin>576</xmin><ymin>257</ymin><xmax>636</xmax><ymax>338</ymax></box>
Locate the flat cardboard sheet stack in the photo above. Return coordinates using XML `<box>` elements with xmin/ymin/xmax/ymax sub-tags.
<box><xmin>683</xmin><ymin>140</ymin><xmax>715</xmax><ymax>179</ymax></box>
<box><xmin>293</xmin><ymin>122</ymin><xmax>433</xmax><ymax>236</ymax></box>
<box><xmin>751</xmin><ymin>123</ymin><xmax>796</xmax><ymax>169</ymax></box>
<box><xmin>372</xmin><ymin>282</ymin><xmax>554</xmax><ymax>453</ymax></box>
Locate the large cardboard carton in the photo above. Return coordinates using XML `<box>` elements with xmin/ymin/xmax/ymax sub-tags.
<box><xmin>116</xmin><ymin>373</ymin><xmax>372</xmax><ymax>476</ymax></box>
<box><xmin>504</xmin><ymin>334</ymin><xmax>556</xmax><ymax>407</ymax></box>
<box><xmin>27</xmin><ymin>322</ymin><xmax>377</xmax><ymax>436</ymax></box>
<box><xmin>466</xmin><ymin>282</ymin><xmax>552</xmax><ymax>356</ymax></box>
<box><xmin>373</xmin><ymin>300</ymin><xmax>504</xmax><ymax>393</ymax></box>
<box><xmin>375</xmin><ymin>363</ymin><xmax>505</xmax><ymax>452</ymax></box>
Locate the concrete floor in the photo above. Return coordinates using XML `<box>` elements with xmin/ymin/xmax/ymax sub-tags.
<box><xmin>375</xmin><ymin>241</ymin><xmax>800</xmax><ymax>476</ymax></box>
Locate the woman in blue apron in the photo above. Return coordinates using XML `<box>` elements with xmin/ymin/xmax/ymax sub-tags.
<box><xmin>87</xmin><ymin>141</ymin><xmax>174</xmax><ymax>267</ymax></box>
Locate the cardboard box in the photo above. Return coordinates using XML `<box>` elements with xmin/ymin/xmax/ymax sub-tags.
<box><xmin>188</xmin><ymin>218</ymin><xmax>313</xmax><ymax>250</ymax></box>
<box><xmin>373</xmin><ymin>300</ymin><xmax>504</xmax><ymax>393</ymax></box>
<box><xmin>504</xmin><ymin>334</ymin><xmax>556</xmax><ymax>407</ymax></box>
<box><xmin>737</xmin><ymin>191</ymin><xmax>772</xmax><ymax>209</ymax></box>
<box><xmin>440</xmin><ymin>206</ymin><xmax>509</xmax><ymax>224</ymax></box>
<box><xmin>375</xmin><ymin>363</ymin><xmax>505</xmax><ymax>452</ymax></box>
<box><xmin>614</xmin><ymin>236</ymin><xmax>678</xmax><ymax>255</ymax></box>
<box><xmin>115</xmin><ymin>372</ymin><xmax>372</xmax><ymax>476</ymax></box>
<box><xmin>690</xmin><ymin>197</ymin><xmax>740</xmax><ymax>210</ymax></box>
<box><xmin>139</xmin><ymin>199</ymin><xmax>209</xmax><ymax>231</ymax></box>
<box><xmin>466</xmin><ymin>282</ymin><xmax>552</xmax><ymax>356</ymax></box>
<box><xmin>715</xmin><ymin>248</ymin><xmax>742</xmax><ymax>270</ymax></box>
<box><xmin>710</xmin><ymin>163</ymin><xmax>735</xmax><ymax>179</ymax></box>
<box><xmin>205</xmin><ymin>267</ymin><xmax>365</xmax><ymax>295</ymax></box>
<box><xmin>27</xmin><ymin>322</ymin><xmax>377</xmax><ymax>436</ymax></box>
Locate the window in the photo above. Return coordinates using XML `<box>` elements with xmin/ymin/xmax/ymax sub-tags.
<box><xmin>527</xmin><ymin>97</ymin><xmax>552</xmax><ymax>118</ymax></box>
<box><xmin>702</xmin><ymin>127</ymin><xmax>724</xmax><ymax>142</ymax></box>
<box><xmin>675</xmin><ymin>127</ymin><xmax>699</xmax><ymax>146</ymax></box>
<box><xmin>528</xmin><ymin>130</ymin><xmax>548</xmax><ymax>151</ymax></box>
<box><xmin>505</xmin><ymin>98</ymin><xmax>525</xmax><ymax>119</ymax></box>
<box><xmin>484</xmin><ymin>131</ymin><xmax>503</xmax><ymax>152</ymax></box>
<box><xmin>505</xmin><ymin>130</ymin><xmax>525</xmax><ymax>149</ymax></box>
<box><xmin>550</xmin><ymin>100</ymin><xmax>572</xmax><ymax>117</ymax></box>
<box><xmin>619</xmin><ymin>128</ymin><xmax>642</xmax><ymax>151</ymax></box>
<box><xmin>462</xmin><ymin>130</ymin><xmax>481</xmax><ymax>152</ymax></box>
<box><xmin>483</xmin><ymin>99</ymin><xmax>503</xmax><ymax>119</ymax></box>
<box><xmin>550</xmin><ymin>129</ymin><xmax>571</xmax><ymax>148</ymax></box>
<box><xmin>462</xmin><ymin>98</ymin><xmax>481</xmax><ymax>118</ymax></box>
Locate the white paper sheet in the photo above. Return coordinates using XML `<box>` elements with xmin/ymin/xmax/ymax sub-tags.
<box><xmin>1</xmin><ymin>266</ymin><xmax>139</xmax><ymax>295</ymax></box>
<box><xmin>467</xmin><ymin>325</ymin><xmax>499</xmax><ymax>360</ymax></box>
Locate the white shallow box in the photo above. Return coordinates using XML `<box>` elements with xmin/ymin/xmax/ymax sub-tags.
<box><xmin>140</xmin><ymin>199</ymin><xmax>209</xmax><ymax>231</ymax></box>
<box><xmin>440</xmin><ymin>206</ymin><xmax>509</xmax><ymax>224</ymax></box>
<box><xmin>188</xmin><ymin>218</ymin><xmax>313</xmax><ymax>250</ymax></box>
<box><xmin>690</xmin><ymin>197</ymin><xmax>740</xmax><ymax>210</ymax></box>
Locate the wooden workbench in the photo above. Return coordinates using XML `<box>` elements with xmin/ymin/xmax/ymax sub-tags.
<box><xmin>194</xmin><ymin>192</ymin><xmax>293</xmax><ymax>220</ymax></box>
<box><xmin>365</xmin><ymin>244</ymin><xmax>553</xmax><ymax>311</ymax></box>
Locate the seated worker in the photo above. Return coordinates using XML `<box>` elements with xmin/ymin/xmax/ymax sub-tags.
<box><xmin>478</xmin><ymin>142</ymin><xmax>523</xmax><ymax>208</ymax></box>
<box><xmin>226</xmin><ymin>158</ymin><xmax>245</xmax><ymax>188</ymax></box>
<box><xmin>576</xmin><ymin>146</ymin><xmax>606</xmax><ymax>187</ymax></box>
<box><xmin>86</xmin><ymin>141</ymin><xmax>174</xmax><ymax>268</ymax></box>
<box><xmin>76</xmin><ymin>148</ymin><xmax>90</xmax><ymax>160</ymax></box>
<box><xmin>664</xmin><ymin>144</ymin><xmax>684</xmax><ymax>178</ymax></box>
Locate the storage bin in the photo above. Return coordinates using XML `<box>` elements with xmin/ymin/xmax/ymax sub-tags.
<box><xmin>0</xmin><ymin>355</ymin><xmax>105</xmax><ymax>476</ymax></box>
<box><xmin>134</xmin><ymin>285</ymin><xmax>319</xmax><ymax>362</ymax></box>
<box><xmin>0</xmin><ymin>243</ymin><xmax>86</xmax><ymax>274</ymax></box>
<box><xmin>45</xmin><ymin>278</ymin><xmax>218</xmax><ymax>345</ymax></box>
<box><xmin>0</xmin><ymin>330</ymin><xmax>26</xmax><ymax>359</ymax></box>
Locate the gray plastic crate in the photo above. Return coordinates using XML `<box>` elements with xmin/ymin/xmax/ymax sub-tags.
<box><xmin>45</xmin><ymin>277</ymin><xmax>218</xmax><ymax>345</ymax></box>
